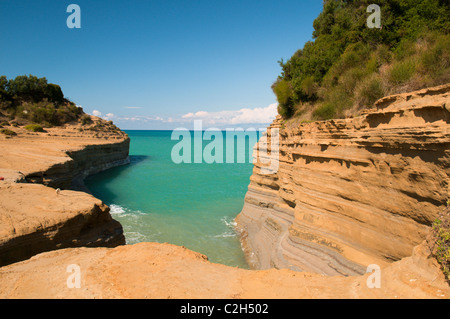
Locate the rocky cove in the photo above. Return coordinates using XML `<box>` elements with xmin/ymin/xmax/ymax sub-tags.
<box><xmin>0</xmin><ymin>85</ymin><xmax>449</xmax><ymax>298</ymax></box>
<box><xmin>0</xmin><ymin>122</ymin><xmax>130</xmax><ymax>266</ymax></box>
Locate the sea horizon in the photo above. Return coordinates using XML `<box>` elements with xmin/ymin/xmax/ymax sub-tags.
<box><xmin>121</xmin><ymin>126</ymin><xmax>271</xmax><ymax>132</ymax></box>
<box><xmin>85</xmin><ymin>130</ymin><xmax>261</xmax><ymax>269</ymax></box>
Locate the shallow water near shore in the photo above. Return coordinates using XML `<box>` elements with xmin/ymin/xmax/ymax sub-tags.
<box><xmin>85</xmin><ymin>130</ymin><xmax>261</xmax><ymax>269</ymax></box>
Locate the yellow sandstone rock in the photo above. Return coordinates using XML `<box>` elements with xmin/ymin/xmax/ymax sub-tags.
<box><xmin>236</xmin><ymin>84</ymin><xmax>450</xmax><ymax>276</ymax></box>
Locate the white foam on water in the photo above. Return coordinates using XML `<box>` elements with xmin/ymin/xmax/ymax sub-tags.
<box><xmin>214</xmin><ymin>232</ymin><xmax>236</xmax><ymax>238</ymax></box>
<box><xmin>213</xmin><ymin>216</ymin><xmax>239</xmax><ymax>238</ymax></box>
<box><xmin>109</xmin><ymin>204</ymin><xmax>148</xmax><ymax>244</ymax></box>
<box><xmin>125</xmin><ymin>231</ymin><xmax>148</xmax><ymax>244</ymax></box>
<box><xmin>221</xmin><ymin>216</ymin><xmax>238</xmax><ymax>228</ymax></box>
<box><xmin>109</xmin><ymin>204</ymin><xmax>145</xmax><ymax>218</ymax></box>
<box><xmin>109</xmin><ymin>204</ymin><xmax>126</xmax><ymax>215</ymax></box>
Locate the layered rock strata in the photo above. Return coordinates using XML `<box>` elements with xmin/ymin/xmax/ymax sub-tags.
<box><xmin>0</xmin><ymin>131</ymin><xmax>130</xmax><ymax>190</ymax></box>
<box><xmin>236</xmin><ymin>84</ymin><xmax>450</xmax><ymax>276</ymax></box>
<box><xmin>0</xmin><ymin>183</ymin><xmax>124</xmax><ymax>266</ymax></box>
<box><xmin>0</xmin><ymin>123</ymin><xmax>129</xmax><ymax>266</ymax></box>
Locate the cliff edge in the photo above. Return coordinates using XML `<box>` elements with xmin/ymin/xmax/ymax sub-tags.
<box><xmin>0</xmin><ymin>117</ymin><xmax>129</xmax><ymax>266</ymax></box>
<box><xmin>236</xmin><ymin>84</ymin><xmax>450</xmax><ymax>276</ymax></box>
<box><xmin>0</xmin><ymin>240</ymin><xmax>448</xmax><ymax>299</ymax></box>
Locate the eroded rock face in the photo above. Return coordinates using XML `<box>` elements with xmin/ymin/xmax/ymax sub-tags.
<box><xmin>0</xmin><ymin>183</ymin><xmax>125</xmax><ymax>267</ymax></box>
<box><xmin>0</xmin><ymin>125</ymin><xmax>129</xmax><ymax>266</ymax></box>
<box><xmin>236</xmin><ymin>84</ymin><xmax>450</xmax><ymax>276</ymax></box>
<box><xmin>22</xmin><ymin>137</ymin><xmax>131</xmax><ymax>190</ymax></box>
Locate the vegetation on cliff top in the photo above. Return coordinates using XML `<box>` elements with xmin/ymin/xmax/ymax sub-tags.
<box><xmin>0</xmin><ymin>74</ymin><xmax>83</xmax><ymax>127</ymax></box>
<box><xmin>274</xmin><ymin>0</ymin><xmax>450</xmax><ymax>120</ymax></box>
<box><xmin>0</xmin><ymin>74</ymin><xmax>125</xmax><ymax>137</ymax></box>
<box><xmin>430</xmin><ymin>206</ymin><xmax>450</xmax><ymax>283</ymax></box>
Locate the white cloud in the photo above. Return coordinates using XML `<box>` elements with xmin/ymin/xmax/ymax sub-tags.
<box><xmin>93</xmin><ymin>103</ymin><xmax>278</xmax><ymax>129</ymax></box>
<box><xmin>182</xmin><ymin>111</ymin><xmax>210</xmax><ymax>119</ymax></box>
<box><xmin>182</xmin><ymin>112</ymin><xmax>194</xmax><ymax>119</ymax></box>
<box><xmin>91</xmin><ymin>110</ymin><xmax>115</xmax><ymax>121</ymax></box>
<box><xmin>230</xmin><ymin>104</ymin><xmax>278</xmax><ymax>125</ymax></box>
<box><xmin>104</xmin><ymin>113</ymin><xmax>115</xmax><ymax>120</ymax></box>
<box><xmin>179</xmin><ymin>103</ymin><xmax>278</xmax><ymax>126</ymax></box>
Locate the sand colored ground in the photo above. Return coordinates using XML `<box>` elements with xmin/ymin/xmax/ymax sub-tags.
<box><xmin>0</xmin><ymin>241</ymin><xmax>448</xmax><ymax>299</ymax></box>
<box><xmin>0</xmin><ymin>118</ymin><xmax>128</xmax><ymax>177</ymax></box>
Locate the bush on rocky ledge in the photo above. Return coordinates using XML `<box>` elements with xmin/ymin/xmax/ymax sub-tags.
<box><xmin>430</xmin><ymin>205</ymin><xmax>450</xmax><ymax>283</ymax></box>
<box><xmin>0</xmin><ymin>74</ymin><xmax>83</xmax><ymax>126</ymax></box>
<box><xmin>0</xmin><ymin>128</ymin><xmax>17</xmax><ymax>136</ymax></box>
<box><xmin>24</xmin><ymin>124</ymin><xmax>45</xmax><ymax>132</ymax></box>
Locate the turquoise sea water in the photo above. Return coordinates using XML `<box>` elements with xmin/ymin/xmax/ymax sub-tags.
<box><xmin>85</xmin><ymin>130</ymin><xmax>261</xmax><ymax>269</ymax></box>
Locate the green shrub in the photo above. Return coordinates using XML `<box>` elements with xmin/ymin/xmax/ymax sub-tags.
<box><xmin>272</xmin><ymin>79</ymin><xmax>294</xmax><ymax>118</ymax></box>
<box><xmin>418</xmin><ymin>33</ymin><xmax>450</xmax><ymax>81</ymax></box>
<box><xmin>388</xmin><ymin>58</ymin><xmax>417</xmax><ymax>85</ymax></box>
<box><xmin>25</xmin><ymin>124</ymin><xmax>45</xmax><ymax>132</ymax></box>
<box><xmin>0</xmin><ymin>75</ymin><xmax>84</xmax><ymax>126</ymax></box>
<box><xmin>341</xmin><ymin>68</ymin><xmax>369</xmax><ymax>95</ymax></box>
<box><xmin>0</xmin><ymin>128</ymin><xmax>16</xmax><ymax>136</ymax></box>
<box><xmin>7</xmin><ymin>75</ymin><xmax>65</xmax><ymax>104</ymax></box>
<box><xmin>366</xmin><ymin>45</ymin><xmax>393</xmax><ymax>74</ymax></box>
<box><xmin>318</xmin><ymin>84</ymin><xmax>353</xmax><ymax>118</ymax></box>
<box><xmin>355</xmin><ymin>75</ymin><xmax>386</xmax><ymax>108</ymax></box>
<box><xmin>81</xmin><ymin>114</ymin><xmax>93</xmax><ymax>125</ymax></box>
<box><xmin>313</xmin><ymin>103</ymin><xmax>336</xmax><ymax>120</ymax></box>
<box><xmin>431</xmin><ymin>207</ymin><xmax>450</xmax><ymax>283</ymax></box>
<box><xmin>274</xmin><ymin>0</ymin><xmax>449</xmax><ymax>120</ymax></box>
<box><xmin>300</xmin><ymin>75</ymin><xmax>318</xmax><ymax>97</ymax></box>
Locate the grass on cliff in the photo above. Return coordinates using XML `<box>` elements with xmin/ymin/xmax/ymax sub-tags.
<box><xmin>0</xmin><ymin>128</ymin><xmax>17</xmax><ymax>136</ymax></box>
<box><xmin>274</xmin><ymin>0</ymin><xmax>450</xmax><ymax>122</ymax></box>
<box><xmin>430</xmin><ymin>205</ymin><xmax>450</xmax><ymax>283</ymax></box>
<box><xmin>0</xmin><ymin>75</ymin><xmax>124</xmax><ymax>137</ymax></box>
<box><xmin>24</xmin><ymin>124</ymin><xmax>45</xmax><ymax>132</ymax></box>
<box><xmin>0</xmin><ymin>74</ymin><xmax>83</xmax><ymax>127</ymax></box>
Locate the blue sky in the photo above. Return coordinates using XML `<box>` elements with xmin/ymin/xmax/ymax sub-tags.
<box><xmin>0</xmin><ymin>0</ymin><xmax>323</xmax><ymax>129</ymax></box>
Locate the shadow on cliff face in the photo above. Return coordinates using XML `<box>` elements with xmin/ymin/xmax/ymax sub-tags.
<box><xmin>84</xmin><ymin>155</ymin><xmax>150</xmax><ymax>203</ymax></box>
<box><xmin>367</xmin><ymin>106</ymin><xmax>450</xmax><ymax>128</ymax></box>
<box><xmin>129</xmin><ymin>155</ymin><xmax>150</xmax><ymax>166</ymax></box>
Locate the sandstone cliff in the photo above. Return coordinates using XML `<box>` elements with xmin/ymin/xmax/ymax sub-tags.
<box><xmin>0</xmin><ymin>88</ymin><xmax>448</xmax><ymax>299</ymax></box>
<box><xmin>0</xmin><ymin>120</ymin><xmax>129</xmax><ymax>266</ymax></box>
<box><xmin>236</xmin><ymin>84</ymin><xmax>450</xmax><ymax>276</ymax></box>
<box><xmin>0</xmin><ymin>183</ymin><xmax>124</xmax><ymax>266</ymax></box>
<box><xmin>0</xmin><ymin>122</ymin><xmax>130</xmax><ymax>190</ymax></box>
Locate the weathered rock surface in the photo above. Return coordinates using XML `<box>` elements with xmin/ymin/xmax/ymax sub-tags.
<box><xmin>0</xmin><ymin>183</ymin><xmax>124</xmax><ymax>267</ymax></box>
<box><xmin>0</xmin><ymin>87</ymin><xmax>449</xmax><ymax>299</ymax></box>
<box><xmin>0</xmin><ymin>125</ymin><xmax>130</xmax><ymax>190</ymax></box>
<box><xmin>236</xmin><ymin>84</ymin><xmax>450</xmax><ymax>276</ymax></box>
<box><xmin>0</xmin><ymin>122</ymin><xmax>129</xmax><ymax>266</ymax></box>
<box><xmin>0</xmin><ymin>241</ymin><xmax>447</xmax><ymax>299</ymax></box>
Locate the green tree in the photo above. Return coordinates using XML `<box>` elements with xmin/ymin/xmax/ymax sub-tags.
<box><xmin>0</xmin><ymin>76</ymin><xmax>10</xmax><ymax>100</ymax></box>
<box><xmin>274</xmin><ymin>0</ymin><xmax>450</xmax><ymax>120</ymax></box>
<box><xmin>0</xmin><ymin>74</ymin><xmax>83</xmax><ymax>126</ymax></box>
